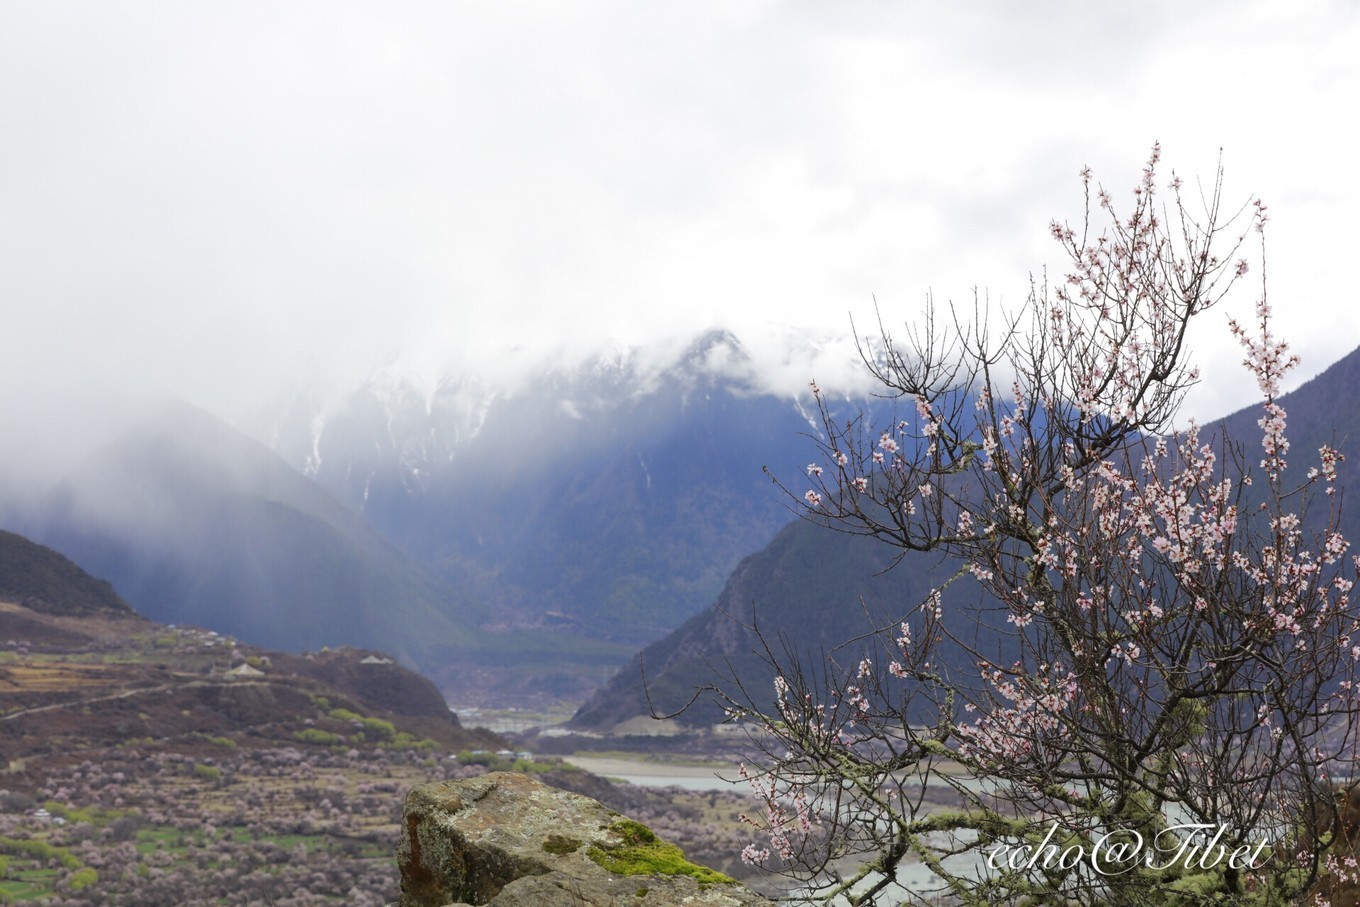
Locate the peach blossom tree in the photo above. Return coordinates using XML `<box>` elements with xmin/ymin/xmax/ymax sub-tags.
<box><xmin>722</xmin><ymin>148</ymin><xmax>1360</xmax><ymax>905</ymax></box>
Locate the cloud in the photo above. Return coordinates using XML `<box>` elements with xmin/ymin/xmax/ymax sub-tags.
<box><xmin>0</xmin><ymin>0</ymin><xmax>1357</xmax><ymax>456</ymax></box>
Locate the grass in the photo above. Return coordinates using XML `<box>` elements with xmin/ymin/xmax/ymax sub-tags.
<box><xmin>0</xmin><ymin>662</ymin><xmax>124</xmax><ymax>692</ymax></box>
<box><xmin>134</xmin><ymin>827</ymin><xmax>191</xmax><ymax>855</ymax></box>
<box><xmin>0</xmin><ymin>871</ymin><xmax>60</xmax><ymax>902</ymax></box>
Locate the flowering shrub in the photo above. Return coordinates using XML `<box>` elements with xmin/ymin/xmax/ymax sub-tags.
<box><xmin>718</xmin><ymin>147</ymin><xmax>1360</xmax><ymax>905</ymax></box>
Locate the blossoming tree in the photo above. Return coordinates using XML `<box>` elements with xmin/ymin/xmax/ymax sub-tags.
<box><xmin>721</xmin><ymin>147</ymin><xmax>1360</xmax><ymax>905</ymax></box>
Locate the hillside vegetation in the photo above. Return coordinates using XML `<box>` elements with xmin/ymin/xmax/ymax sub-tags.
<box><xmin>0</xmin><ymin>527</ymin><xmax>510</xmax><ymax>904</ymax></box>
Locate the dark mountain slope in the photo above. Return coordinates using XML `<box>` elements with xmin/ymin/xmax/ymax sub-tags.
<box><xmin>572</xmin><ymin>515</ymin><xmax>993</xmax><ymax>730</ymax></box>
<box><xmin>0</xmin><ymin>528</ymin><xmax>133</xmax><ymax>617</ymax></box>
<box><xmin>1217</xmin><ymin>343</ymin><xmax>1360</xmax><ymax>520</ymax></box>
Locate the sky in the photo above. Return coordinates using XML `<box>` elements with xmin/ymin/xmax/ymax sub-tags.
<box><xmin>2</xmin><ymin>1</ymin><xmax>1358</xmax><ymax>443</ymax></box>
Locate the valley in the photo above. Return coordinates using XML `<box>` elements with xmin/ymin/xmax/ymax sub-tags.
<box><xmin>0</xmin><ymin>547</ymin><xmax>772</xmax><ymax>904</ymax></box>
<box><xmin>4</xmin><ymin>337</ymin><xmax>1360</xmax><ymax>904</ymax></box>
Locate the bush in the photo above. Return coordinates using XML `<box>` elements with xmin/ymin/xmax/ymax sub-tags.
<box><xmin>356</xmin><ymin>717</ymin><xmax>395</xmax><ymax>742</ymax></box>
<box><xmin>192</xmin><ymin>764</ymin><xmax>222</xmax><ymax>782</ymax></box>
<box><xmin>67</xmin><ymin>866</ymin><xmax>98</xmax><ymax>890</ymax></box>
<box><xmin>327</xmin><ymin>708</ymin><xmax>363</xmax><ymax>722</ymax></box>
<box><xmin>294</xmin><ymin>728</ymin><xmax>344</xmax><ymax>746</ymax></box>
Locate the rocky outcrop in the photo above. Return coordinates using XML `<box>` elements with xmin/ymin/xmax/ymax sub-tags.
<box><xmin>397</xmin><ymin>772</ymin><xmax>773</xmax><ymax>906</ymax></box>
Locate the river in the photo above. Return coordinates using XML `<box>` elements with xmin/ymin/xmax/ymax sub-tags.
<box><xmin>563</xmin><ymin>754</ymin><xmax>744</xmax><ymax>791</ymax></box>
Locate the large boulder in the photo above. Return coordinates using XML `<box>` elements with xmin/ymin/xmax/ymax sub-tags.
<box><xmin>397</xmin><ymin>772</ymin><xmax>773</xmax><ymax>906</ymax></box>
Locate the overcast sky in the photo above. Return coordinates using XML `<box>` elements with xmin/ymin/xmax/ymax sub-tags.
<box><xmin>2</xmin><ymin>1</ymin><xmax>1358</xmax><ymax>435</ymax></box>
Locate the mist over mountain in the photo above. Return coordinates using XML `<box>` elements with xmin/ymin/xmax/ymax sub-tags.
<box><xmin>247</xmin><ymin>329</ymin><xmax>875</xmax><ymax>652</ymax></box>
<box><xmin>0</xmin><ymin>326</ymin><xmax>889</xmax><ymax>704</ymax></box>
<box><xmin>5</xmin><ymin>400</ymin><xmax>479</xmax><ymax>669</ymax></box>
<box><xmin>3</xmin><ymin>327</ymin><xmax>1355</xmax><ymax>717</ymax></box>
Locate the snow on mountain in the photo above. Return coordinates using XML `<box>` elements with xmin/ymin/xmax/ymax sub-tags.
<box><xmin>248</xmin><ymin>325</ymin><xmax>870</xmax><ymax>497</ymax></box>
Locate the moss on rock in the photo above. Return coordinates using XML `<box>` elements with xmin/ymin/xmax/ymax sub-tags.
<box><xmin>587</xmin><ymin>819</ymin><xmax>734</xmax><ymax>886</ymax></box>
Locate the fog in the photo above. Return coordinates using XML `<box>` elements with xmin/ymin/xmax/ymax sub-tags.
<box><xmin>3</xmin><ymin>1</ymin><xmax>1359</xmax><ymax>482</ymax></box>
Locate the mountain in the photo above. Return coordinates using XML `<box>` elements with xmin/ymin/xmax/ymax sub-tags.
<box><xmin>573</xmin><ymin>345</ymin><xmax>1360</xmax><ymax>731</ymax></box>
<box><xmin>0</xmin><ymin>528</ymin><xmax>141</xmax><ymax>650</ymax></box>
<box><xmin>6</xmin><ymin>400</ymin><xmax>480</xmax><ymax>670</ymax></box>
<box><xmin>249</xmin><ymin>331</ymin><xmax>856</xmax><ymax>654</ymax></box>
